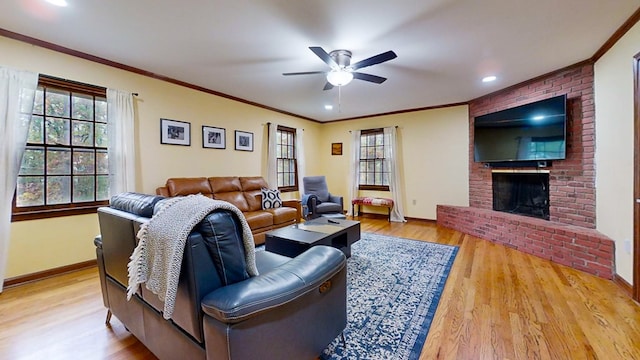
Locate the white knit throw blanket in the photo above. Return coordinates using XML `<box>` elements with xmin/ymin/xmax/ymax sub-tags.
<box><xmin>126</xmin><ymin>194</ymin><xmax>258</xmax><ymax>319</ymax></box>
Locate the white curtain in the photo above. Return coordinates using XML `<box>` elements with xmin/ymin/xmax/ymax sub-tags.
<box><xmin>266</xmin><ymin>122</ymin><xmax>278</xmax><ymax>188</ymax></box>
<box><xmin>0</xmin><ymin>67</ymin><xmax>38</xmax><ymax>292</ymax></box>
<box><xmin>296</xmin><ymin>128</ymin><xmax>306</xmax><ymax>195</ymax></box>
<box><xmin>384</xmin><ymin>127</ymin><xmax>406</xmax><ymax>222</ymax></box>
<box><xmin>347</xmin><ymin>130</ymin><xmax>361</xmax><ymax>216</ymax></box>
<box><xmin>107</xmin><ymin>89</ymin><xmax>136</xmax><ymax>196</ymax></box>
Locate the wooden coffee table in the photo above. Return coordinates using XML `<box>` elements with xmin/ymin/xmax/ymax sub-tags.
<box><xmin>265</xmin><ymin>217</ymin><xmax>360</xmax><ymax>258</ymax></box>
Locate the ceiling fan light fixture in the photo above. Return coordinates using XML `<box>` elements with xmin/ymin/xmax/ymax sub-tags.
<box><xmin>327</xmin><ymin>70</ymin><xmax>353</xmax><ymax>86</ymax></box>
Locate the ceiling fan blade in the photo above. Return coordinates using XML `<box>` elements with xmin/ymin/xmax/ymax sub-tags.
<box><xmin>350</xmin><ymin>51</ymin><xmax>397</xmax><ymax>70</ymax></box>
<box><xmin>353</xmin><ymin>72</ymin><xmax>387</xmax><ymax>84</ymax></box>
<box><xmin>282</xmin><ymin>71</ymin><xmax>326</xmax><ymax>76</ymax></box>
<box><xmin>309</xmin><ymin>46</ymin><xmax>338</xmax><ymax>68</ymax></box>
<box><xmin>323</xmin><ymin>82</ymin><xmax>334</xmax><ymax>91</ymax></box>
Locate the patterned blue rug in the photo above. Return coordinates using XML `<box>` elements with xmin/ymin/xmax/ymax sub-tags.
<box><xmin>321</xmin><ymin>232</ymin><xmax>458</xmax><ymax>360</ymax></box>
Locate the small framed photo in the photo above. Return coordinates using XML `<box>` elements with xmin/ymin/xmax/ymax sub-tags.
<box><xmin>332</xmin><ymin>142</ymin><xmax>343</xmax><ymax>155</ymax></box>
<box><xmin>202</xmin><ymin>126</ymin><xmax>226</xmax><ymax>149</ymax></box>
<box><xmin>235</xmin><ymin>130</ymin><xmax>254</xmax><ymax>151</ymax></box>
<box><xmin>160</xmin><ymin>118</ymin><xmax>191</xmax><ymax>146</ymax></box>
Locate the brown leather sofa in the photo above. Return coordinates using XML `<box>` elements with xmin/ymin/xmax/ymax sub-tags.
<box><xmin>156</xmin><ymin>176</ymin><xmax>300</xmax><ymax>245</ymax></box>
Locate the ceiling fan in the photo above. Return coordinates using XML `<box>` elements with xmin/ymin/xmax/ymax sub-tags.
<box><xmin>283</xmin><ymin>47</ymin><xmax>397</xmax><ymax>90</ymax></box>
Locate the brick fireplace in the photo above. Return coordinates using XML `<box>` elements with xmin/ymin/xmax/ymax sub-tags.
<box><xmin>436</xmin><ymin>62</ymin><xmax>614</xmax><ymax>279</ymax></box>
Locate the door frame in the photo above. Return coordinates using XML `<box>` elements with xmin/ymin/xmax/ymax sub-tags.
<box><xmin>633</xmin><ymin>52</ymin><xmax>640</xmax><ymax>301</ymax></box>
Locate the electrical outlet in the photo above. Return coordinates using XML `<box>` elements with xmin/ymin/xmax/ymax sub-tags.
<box><xmin>624</xmin><ymin>239</ymin><xmax>632</xmax><ymax>254</ymax></box>
<box><xmin>412</xmin><ymin>199</ymin><xmax>416</xmax><ymax>205</ymax></box>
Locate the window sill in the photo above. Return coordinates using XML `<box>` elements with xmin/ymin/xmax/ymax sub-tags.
<box><xmin>358</xmin><ymin>185</ymin><xmax>390</xmax><ymax>191</ymax></box>
<box><xmin>12</xmin><ymin>203</ymin><xmax>106</xmax><ymax>222</ymax></box>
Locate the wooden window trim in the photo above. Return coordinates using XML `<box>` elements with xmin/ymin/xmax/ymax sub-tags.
<box><xmin>12</xmin><ymin>75</ymin><xmax>108</xmax><ymax>221</ymax></box>
<box><xmin>276</xmin><ymin>125</ymin><xmax>298</xmax><ymax>192</ymax></box>
<box><xmin>358</xmin><ymin>129</ymin><xmax>389</xmax><ymax>189</ymax></box>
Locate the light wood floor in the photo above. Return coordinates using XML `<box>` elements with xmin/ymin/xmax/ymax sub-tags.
<box><xmin>1</xmin><ymin>217</ymin><xmax>640</xmax><ymax>359</ymax></box>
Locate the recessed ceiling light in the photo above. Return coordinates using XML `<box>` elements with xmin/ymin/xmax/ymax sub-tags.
<box><xmin>324</xmin><ymin>105</ymin><xmax>333</xmax><ymax>110</ymax></box>
<box><xmin>482</xmin><ymin>75</ymin><xmax>497</xmax><ymax>83</ymax></box>
<box><xmin>45</xmin><ymin>0</ymin><xmax>68</xmax><ymax>7</ymax></box>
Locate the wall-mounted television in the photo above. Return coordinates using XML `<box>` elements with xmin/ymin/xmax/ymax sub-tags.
<box><xmin>473</xmin><ymin>94</ymin><xmax>567</xmax><ymax>163</ymax></box>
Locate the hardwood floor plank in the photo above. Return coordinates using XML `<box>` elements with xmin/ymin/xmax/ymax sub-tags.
<box><xmin>1</xmin><ymin>218</ymin><xmax>639</xmax><ymax>359</ymax></box>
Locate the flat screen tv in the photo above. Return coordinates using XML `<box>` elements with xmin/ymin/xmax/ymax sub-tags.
<box><xmin>474</xmin><ymin>94</ymin><xmax>567</xmax><ymax>163</ymax></box>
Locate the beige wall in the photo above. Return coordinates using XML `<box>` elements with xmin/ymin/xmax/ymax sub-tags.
<box><xmin>1</xmin><ymin>35</ymin><xmax>321</xmax><ymax>278</ymax></box>
<box><xmin>318</xmin><ymin>106</ymin><xmax>470</xmax><ymax>219</ymax></box>
<box><xmin>594</xmin><ymin>21</ymin><xmax>640</xmax><ymax>284</ymax></box>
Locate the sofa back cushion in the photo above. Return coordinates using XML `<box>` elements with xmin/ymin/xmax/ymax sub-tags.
<box><xmin>196</xmin><ymin>210</ymin><xmax>250</xmax><ymax>286</ymax></box>
<box><xmin>166</xmin><ymin>177</ymin><xmax>213</xmax><ymax>197</ymax></box>
<box><xmin>303</xmin><ymin>176</ymin><xmax>330</xmax><ymax>202</ymax></box>
<box><xmin>110</xmin><ymin>192</ymin><xmax>165</xmax><ymax>218</ymax></box>
<box><xmin>209</xmin><ymin>177</ymin><xmax>249</xmax><ymax>211</ymax></box>
<box><xmin>240</xmin><ymin>177</ymin><xmax>270</xmax><ymax>211</ymax></box>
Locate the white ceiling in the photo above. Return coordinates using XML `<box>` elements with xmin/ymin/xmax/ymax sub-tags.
<box><xmin>0</xmin><ymin>0</ymin><xmax>638</xmax><ymax>122</ymax></box>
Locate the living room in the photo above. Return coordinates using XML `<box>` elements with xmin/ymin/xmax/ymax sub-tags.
<box><xmin>2</xmin><ymin>1</ymin><xmax>640</xmax><ymax>359</ymax></box>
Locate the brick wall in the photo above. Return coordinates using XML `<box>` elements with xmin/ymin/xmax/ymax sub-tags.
<box><xmin>437</xmin><ymin>205</ymin><xmax>614</xmax><ymax>279</ymax></box>
<box><xmin>469</xmin><ymin>63</ymin><xmax>596</xmax><ymax>228</ymax></box>
<box><xmin>435</xmin><ymin>62</ymin><xmax>616</xmax><ymax>278</ymax></box>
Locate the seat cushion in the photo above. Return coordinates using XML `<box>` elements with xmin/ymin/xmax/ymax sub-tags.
<box><xmin>265</xmin><ymin>207</ymin><xmax>297</xmax><ymax>225</ymax></box>
<box><xmin>243</xmin><ymin>211</ymin><xmax>273</xmax><ymax>230</ymax></box>
<box><xmin>316</xmin><ymin>202</ymin><xmax>342</xmax><ymax>214</ymax></box>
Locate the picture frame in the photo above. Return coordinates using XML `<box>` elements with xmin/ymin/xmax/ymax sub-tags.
<box><xmin>235</xmin><ymin>130</ymin><xmax>254</xmax><ymax>151</ymax></box>
<box><xmin>160</xmin><ymin>118</ymin><xmax>191</xmax><ymax>146</ymax></box>
<box><xmin>202</xmin><ymin>126</ymin><xmax>226</xmax><ymax>149</ymax></box>
<box><xmin>332</xmin><ymin>142</ymin><xmax>343</xmax><ymax>155</ymax></box>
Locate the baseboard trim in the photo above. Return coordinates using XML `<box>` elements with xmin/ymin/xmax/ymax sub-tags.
<box><xmin>350</xmin><ymin>212</ymin><xmax>436</xmax><ymax>223</ymax></box>
<box><xmin>404</xmin><ymin>216</ymin><xmax>437</xmax><ymax>223</ymax></box>
<box><xmin>3</xmin><ymin>259</ymin><xmax>97</xmax><ymax>289</ymax></box>
<box><xmin>613</xmin><ymin>274</ymin><xmax>633</xmax><ymax>297</ymax></box>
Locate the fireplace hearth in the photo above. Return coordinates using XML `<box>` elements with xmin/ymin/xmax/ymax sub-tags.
<box><xmin>492</xmin><ymin>172</ymin><xmax>550</xmax><ymax>220</ymax></box>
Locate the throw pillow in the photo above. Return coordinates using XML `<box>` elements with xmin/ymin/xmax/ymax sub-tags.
<box><xmin>261</xmin><ymin>188</ymin><xmax>282</xmax><ymax>209</ymax></box>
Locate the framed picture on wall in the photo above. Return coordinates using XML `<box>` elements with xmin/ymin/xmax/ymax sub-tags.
<box><xmin>160</xmin><ymin>118</ymin><xmax>191</xmax><ymax>146</ymax></box>
<box><xmin>235</xmin><ymin>130</ymin><xmax>254</xmax><ymax>151</ymax></box>
<box><xmin>202</xmin><ymin>126</ymin><xmax>226</xmax><ymax>149</ymax></box>
<box><xmin>332</xmin><ymin>142</ymin><xmax>343</xmax><ymax>155</ymax></box>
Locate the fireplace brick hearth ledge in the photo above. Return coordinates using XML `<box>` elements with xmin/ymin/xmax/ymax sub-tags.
<box><xmin>436</xmin><ymin>205</ymin><xmax>614</xmax><ymax>279</ymax></box>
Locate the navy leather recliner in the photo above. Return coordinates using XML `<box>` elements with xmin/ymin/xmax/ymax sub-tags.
<box><xmin>302</xmin><ymin>176</ymin><xmax>344</xmax><ymax>218</ymax></box>
<box><xmin>94</xmin><ymin>192</ymin><xmax>347</xmax><ymax>360</ymax></box>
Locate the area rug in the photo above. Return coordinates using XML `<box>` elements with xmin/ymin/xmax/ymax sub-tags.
<box><xmin>320</xmin><ymin>232</ymin><xmax>459</xmax><ymax>360</ymax></box>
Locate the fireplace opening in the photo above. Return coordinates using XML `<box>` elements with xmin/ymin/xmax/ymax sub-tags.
<box><xmin>492</xmin><ymin>172</ymin><xmax>550</xmax><ymax>220</ymax></box>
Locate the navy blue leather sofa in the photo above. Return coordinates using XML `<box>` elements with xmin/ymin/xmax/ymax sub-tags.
<box><xmin>94</xmin><ymin>192</ymin><xmax>347</xmax><ymax>360</ymax></box>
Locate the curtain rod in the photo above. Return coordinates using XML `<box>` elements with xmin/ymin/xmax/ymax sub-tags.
<box><xmin>264</xmin><ymin>122</ymin><xmax>304</xmax><ymax>130</ymax></box>
<box><xmin>349</xmin><ymin>125</ymin><xmax>398</xmax><ymax>133</ymax></box>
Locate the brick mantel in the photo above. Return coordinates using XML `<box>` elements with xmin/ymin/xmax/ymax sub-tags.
<box><xmin>470</xmin><ymin>63</ymin><xmax>595</xmax><ymax>228</ymax></box>
<box><xmin>436</xmin><ymin>62</ymin><xmax>614</xmax><ymax>278</ymax></box>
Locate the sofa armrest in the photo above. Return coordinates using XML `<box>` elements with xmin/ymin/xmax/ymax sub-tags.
<box><xmin>93</xmin><ymin>235</ymin><xmax>110</xmax><ymax>309</ymax></box>
<box><xmin>156</xmin><ymin>186</ymin><xmax>170</xmax><ymax>197</ymax></box>
<box><xmin>329</xmin><ymin>194</ymin><xmax>344</xmax><ymax>209</ymax></box>
<box><xmin>282</xmin><ymin>199</ymin><xmax>301</xmax><ymax>221</ymax></box>
<box><xmin>201</xmin><ymin>246</ymin><xmax>346</xmax><ymax>323</ymax></box>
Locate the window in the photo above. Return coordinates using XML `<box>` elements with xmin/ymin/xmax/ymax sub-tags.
<box><xmin>276</xmin><ymin>125</ymin><xmax>298</xmax><ymax>192</ymax></box>
<box><xmin>359</xmin><ymin>129</ymin><xmax>389</xmax><ymax>191</ymax></box>
<box><xmin>12</xmin><ymin>76</ymin><xmax>109</xmax><ymax>221</ymax></box>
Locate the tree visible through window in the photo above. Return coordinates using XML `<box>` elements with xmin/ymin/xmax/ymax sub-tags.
<box><xmin>359</xmin><ymin>129</ymin><xmax>389</xmax><ymax>191</ymax></box>
<box><xmin>276</xmin><ymin>126</ymin><xmax>298</xmax><ymax>191</ymax></box>
<box><xmin>12</xmin><ymin>76</ymin><xmax>109</xmax><ymax>221</ymax></box>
